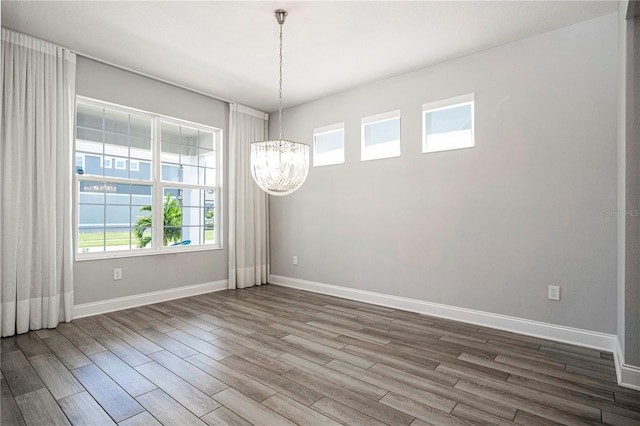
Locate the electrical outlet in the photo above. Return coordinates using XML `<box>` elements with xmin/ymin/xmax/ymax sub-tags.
<box><xmin>113</xmin><ymin>268</ymin><xmax>122</xmax><ymax>281</ymax></box>
<box><xmin>293</xmin><ymin>256</ymin><xmax>298</xmax><ymax>265</ymax></box>
<box><xmin>548</xmin><ymin>285</ymin><xmax>560</xmax><ymax>301</ymax></box>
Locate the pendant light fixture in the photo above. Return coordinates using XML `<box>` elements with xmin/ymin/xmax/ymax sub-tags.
<box><xmin>251</xmin><ymin>9</ymin><xmax>310</xmax><ymax>196</ymax></box>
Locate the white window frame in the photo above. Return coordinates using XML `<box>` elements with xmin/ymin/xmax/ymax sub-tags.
<box><xmin>313</xmin><ymin>123</ymin><xmax>345</xmax><ymax>167</ymax></box>
<box><xmin>74</xmin><ymin>97</ymin><xmax>223</xmax><ymax>260</ymax></box>
<box><xmin>361</xmin><ymin>110</ymin><xmax>401</xmax><ymax>161</ymax></box>
<box><xmin>130</xmin><ymin>160</ymin><xmax>140</xmax><ymax>172</ymax></box>
<box><xmin>422</xmin><ymin>93</ymin><xmax>474</xmax><ymax>154</ymax></box>
<box><xmin>102</xmin><ymin>157</ymin><xmax>112</xmax><ymax>169</ymax></box>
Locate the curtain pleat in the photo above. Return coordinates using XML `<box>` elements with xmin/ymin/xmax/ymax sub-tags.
<box><xmin>228</xmin><ymin>104</ymin><xmax>270</xmax><ymax>289</ymax></box>
<box><xmin>0</xmin><ymin>29</ymin><xmax>75</xmax><ymax>336</ymax></box>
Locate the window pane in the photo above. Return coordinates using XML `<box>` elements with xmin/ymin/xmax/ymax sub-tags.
<box><xmin>161</xmin><ymin>187</ymin><xmax>216</xmax><ymax>247</ymax></box>
<box><xmin>106</xmin><ymin>205</ymin><xmax>131</xmax><ymax>227</ymax></box>
<box><xmin>161</xmin><ymin>123</ymin><xmax>217</xmax><ymax>187</ymax></box>
<box><xmin>314</xmin><ymin>128</ymin><xmax>344</xmax><ymax>167</ymax></box>
<box><xmin>79</xmin><ymin>181</ymin><xmax>106</xmax><ymax>204</ymax></box>
<box><xmin>79</xmin><ymin>204</ymin><xmax>104</xmax><ymax>227</ymax></box>
<box><xmin>130</xmin><ymin>137</ymin><xmax>152</xmax><ymax>161</ymax></box>
<box><xmin>162</xmin><ymin>164</ymin><xmax>181</xmax><ymax>182</ymax></box>
<box><xmin>77</xmin><ymin>127</ymin><xmax>103</xmax><ymax>144</ymax></box>
<box><xmin>104</xmin><ymin>227</ymin><xmax>132</xmax><ymax>251</ymax></box>
<box><xmin>422</xmin><ymin>95</ymin><xmax>475</xmax><ymax>152</ymax></box>
<box><xmin>131</xmin><ymin>185</ymin><xmax>152</xmax><ymax>206</ymax></box>
<box><xmin>182</xmin><ymin>165</ymin><xmax>200</xmax><ymax>185</ymax></box>
<box><xmin>77</xmin><ymin>103</ymin><xmax>103</xmax><ymax>130</ymax></box>
<box><xmin>78</xmin><ymin>228</ymin><xmax>105</xmax><ymax>253</ymax></box>
<box><xmin>200</xmin><ymin>151</ymin><xmax>216</xmax><ymax>169</ymax></box>
<box><xmin>362</xmin><ymin>116</ymin><xmax>401</xmax><ymax>160</ymax></box>
<box><xmin>104</xmin><ymin>109</ymin><xmax>129</xmax><ymax>135</ymax></box>
<box><xmin>130</xmin><ymin>115</ymin><xmax>152</xmax><ymax>139</ymax></box>
<box><xmin>77</xmin><ymin>179</ymin><xmax>153</xmax><ymax>252</ymax></box>
<box><xmin>203</xmin><ymin>168</ymin><xmax>216</xmax><ymax>186</ymax></box>
<box><xmin>364</xmin><ymin>118</ymin><xmax>400</xmax><ymax>147</ymax></box>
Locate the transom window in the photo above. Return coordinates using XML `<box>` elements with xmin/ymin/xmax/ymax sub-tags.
<box><xmin>75</xmin><ymin>98</ymin><xmax>222</xmax><ymax>258</ymax></box>
<box><xmin>422</xmin><ymin>94</ymin><xmax>474</xmax><ymax>153</ymax></box>
<box><xmin>313</xmin><ymin>123</ymin><xmax>345</xmax><ymax>167</ymax></box>
<box><xmin>361</xmin><ymin>110</ymin><xmax>401</xmax><ymax>161</ymax></box>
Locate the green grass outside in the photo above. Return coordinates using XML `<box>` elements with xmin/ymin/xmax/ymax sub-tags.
<box><xmin>79</xmin><ymin>230</ymin><xmax>215</xmax><ymax>248</ymax></box>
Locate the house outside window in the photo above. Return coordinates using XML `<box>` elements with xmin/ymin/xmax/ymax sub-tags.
<box><xmin>75</xmin><ymin>98</ymin><xmax>222</xmax><ymax>258</ymax></box>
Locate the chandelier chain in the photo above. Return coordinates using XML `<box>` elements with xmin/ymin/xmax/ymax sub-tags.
<box><xmin>278</xmin><ymin>20</ymin><xmax>283</xmax><ymax>141</ymax></box>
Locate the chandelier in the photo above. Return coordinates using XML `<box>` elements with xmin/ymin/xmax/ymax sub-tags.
<box><xmin>251</xmin><ymin>9</ymin><xmax>309</xmax><ymax>196</ymax></box>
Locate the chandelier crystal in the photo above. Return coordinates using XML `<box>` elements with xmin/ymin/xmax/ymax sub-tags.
<box><xmin>251</xmin><ymin>9</ymin><xmax>309</xmax><ymax>196</ymax></box>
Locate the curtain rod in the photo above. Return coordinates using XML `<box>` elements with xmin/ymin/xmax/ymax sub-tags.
<box><xmin>3</xmin><ymin>26</ymin><xmax>236</xmax><ymax>107</ymax></box>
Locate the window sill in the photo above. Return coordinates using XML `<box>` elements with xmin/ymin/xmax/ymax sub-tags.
<box><xmin>75</xmin><ymin>244</ymin><xmax>223</xmax><ymax>262</ymax></box>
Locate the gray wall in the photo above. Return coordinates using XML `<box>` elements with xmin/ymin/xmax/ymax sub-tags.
<box><xmin>269</xmin><ymin>13</ymin><xmax>618</xmax><ymax>333</ymax></box>
<box><xmin>623</xmin><ymin>13</ymin><xmax>640</xmax><ymax>366</ymax></box>
<box><xmin>74</xmin><ymin>57</ymin><xmax>228</xmax><ymax>305</ymax></box>
<box><xmin>617</xmin><ymin>1</ymin><xmax>628</xmax><ymax>361</ymax></box>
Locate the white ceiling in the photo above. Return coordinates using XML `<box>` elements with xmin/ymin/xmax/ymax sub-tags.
<box><xmin>1</xmin><ymin>1</ymin><xmax>617</xmax><ymax>112</ymax></box>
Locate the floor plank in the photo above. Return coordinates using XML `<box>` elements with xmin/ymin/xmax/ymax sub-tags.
<box><xmin>135</xmin><ymin>361</ymin><xmax>220</xmax><ymax>417</ymax></box>
<box><xmin>58</xmin><ymin>391</ymin><xmax>116</xmax><ymax>425</ymax></box>
<box><xmin>310</xmin><ymin>396</ymin><xmax>388</xmax><ymax>426</ymax></box>
<box><xmin>1</xmin><ymin>378</ymin><xmax>26</xmax><ymax>425</ymax></box>
<box><xmin>136</xmin><ymin>389</ymin><xmax>207</xmax><ymax>426</ymax></box>
<box><xmin>41</xmin><ymin>334</ymin><xmax>92</xmax><ymax>370</ymax></box>
<box><xmin>262</xmin><ymin>393</ymin><xmax>342</xmax><ymax>425</ymax></box>
<box><xmin>28</xmin><ymin>353</ymin><xmax>84</xmax><ymax>400</ymax></box>
<box><xmin>1</xmin><ymin>350</ymin><xmax>45</xmax><ymax>397</ymax></box>
<box><xmin>72</xmin><ymin>363</ymin><xmax>145</xmax><ymax>422</ymax></box>
<box><xmin>149</xmin><ymin>350</ymin><xmax>227</xmax><ymax>396</ymax></box>
<box><xmin>212</xmin><ymin>387</ymin><xmax>296</xmax><ymax>426</ymax></box>
<box><xmin>57</xmin><ymin>322</ymin><xmax>107</xmax><ymax>356</ymax></box>
<box><xmin>14</xmin><ymin>388</ymin><xmax>70</xmax><ymax>426</ymax></box>
<box><xmin>185</xmin><ymin>353</ymin><xmax>277</xmax><ymax>402</ymax></box>
<box><xmin>201</xmin><ymin>406</ymin><xmax>252</xmax><ymax>426</ymax></box>
<box><xmin>220</xmin><ymin>355</ymin><xmax>322</xmax><ymax>406</ymax></box>
<box><xmin>117</xmin><ymin>411</ymin><xmax>162</xmax><ymax>426</ymax></box>
<box><xmin>88</xmin><ymin>350</ymin><xmax>157</xmax><ymax>397</ymax></box>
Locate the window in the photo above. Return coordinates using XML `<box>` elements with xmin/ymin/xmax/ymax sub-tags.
<box><xmin>114</xmin><ymin>158</ymin><xmax>127</xmax><ymax>170</ymax></box>
<box><xmin>313</xmin><ymin>123</ymin><xmax>344</xmax><ymax>167</ymax></box>
<box><xmin>159</xmin><ymin>120</ymin><xmax>219</xmax><ymax>248</ymax></box>
<box><xmin>361</xmin><ymin>110</ymin><xmax>401</xmax><ymax>161</ymax></box>
<box><xmin>422</xmin><ymin>94</ymin><xmax>474</xmax><ymax>153</ymax></box>
<box><xmin>75</xmin><ymin>98</ymin><xmax>222</xmax><ymax>257</ymax></box>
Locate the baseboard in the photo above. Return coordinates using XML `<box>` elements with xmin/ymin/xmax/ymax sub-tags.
<box><xmin>73</xmin><ymin>280</ymin><xmax>228</xmax><ymax>319</ymax></box>
<box><xmin>269</xmin><ymin>275</ymin><xmax>617</xmax><ymax>352</ymax></box>
<box><xmin>615</xmin><ymin>337</ymin><xmax>640</xmax><ymax>391</ymax></box>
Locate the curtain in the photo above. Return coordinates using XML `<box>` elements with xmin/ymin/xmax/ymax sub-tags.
<box><xmin>0</xmin><ymin>29</ymin><xmax>75</xmax><ymax>336</ymax></box>
<box><xmin>228</xmin><ymin>104</ymin><xmax>270</xmax><ymax>289</ymax></box>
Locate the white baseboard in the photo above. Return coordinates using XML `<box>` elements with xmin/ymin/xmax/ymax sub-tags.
<box><xmin>73</xmin><ymin>280</ymin><xmax>228</xmax><ymax>319</ymax></box>
<box><xmin>615</xmin><ymin>337</ymin><xmax>640</xmax><ymax>391</ymax></box>
<box><xmin>269</xmin><ymin>275</ymin><xmax>617</xmax><ymax>353</ymax></box>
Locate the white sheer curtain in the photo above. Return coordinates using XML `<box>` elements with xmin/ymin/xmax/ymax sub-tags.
<box><xmin>228</xmin><ymin>104</ymin><xmax>270</xmax><ymax>289</ymax></box>
<box><xmin>0</xmin><ymin>29</ymin><xmax>75</xmax><ymax>336</ymax></box>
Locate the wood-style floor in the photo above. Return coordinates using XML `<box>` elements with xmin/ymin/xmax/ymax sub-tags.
<box><xmin>1</xmin><ymin>285</ymin><xmax>639</xmax><ymax>426</ymax></box>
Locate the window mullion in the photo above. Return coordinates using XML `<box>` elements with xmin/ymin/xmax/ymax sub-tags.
<box><xmin>153</xmin><ymin>117</ymin><xmax>163</xmax><ymax>252</ymax></box>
